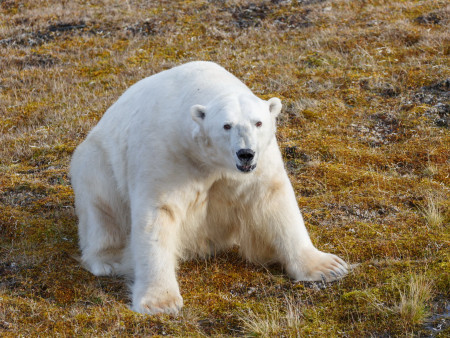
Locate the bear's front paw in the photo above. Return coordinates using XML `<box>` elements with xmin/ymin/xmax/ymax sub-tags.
<box><xmin>289</xmin><ymin>250</ymin><xmax>348</xmax><ymax>282</ymax></box>
<box><xmin>132</xmin><ymin>288</ymin><xmax>183</xmax><ymax>315</ymax></box>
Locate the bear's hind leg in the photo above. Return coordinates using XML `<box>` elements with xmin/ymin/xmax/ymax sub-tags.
<box><xmin>78</xmin><ymin>197</ymin><xmax>128</xmax><ymax>276</ymax></box>
<box><xmin>72</xmin><ymin>142</ymin><xmax>129</xmax><ymax>277</ymax></box>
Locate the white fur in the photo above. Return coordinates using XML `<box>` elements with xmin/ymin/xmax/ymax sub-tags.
<box><xmin>70</xmin><ymin>61</ymin><xmax>348</xmax><ymax>315</ymax></box>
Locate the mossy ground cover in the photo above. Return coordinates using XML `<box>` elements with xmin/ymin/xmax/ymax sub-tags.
<box><xmin>1</xmin><ymin>0</ymin><xmax>448</xmax><ymax>336</ymax></box>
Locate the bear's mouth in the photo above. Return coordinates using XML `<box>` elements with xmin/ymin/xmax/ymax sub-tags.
<box><xmin>236</xmin><ymin>164</ymin><xmax>256</xmax><ymax>173</ymax></box>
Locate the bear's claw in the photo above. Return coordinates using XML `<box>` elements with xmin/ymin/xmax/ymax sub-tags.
<box><xmin>289</xmin><ymin>250</ymin><xmax>349</xmax><ymax>282</ymax></box>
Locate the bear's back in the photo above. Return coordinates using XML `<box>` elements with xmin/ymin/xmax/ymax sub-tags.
<box><xmin>93</xmin><ymin>62</ymin><xmax>253</xmax><ymax>135</ymax></box>
<box><xmin>145</xmin><ymin>61</ymin><xmax>252</xmax><ymax>103</ymax></box>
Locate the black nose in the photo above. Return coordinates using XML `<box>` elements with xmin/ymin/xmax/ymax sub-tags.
<box><xmin>237</xmin><ymin>149</ymin><xmax>255</xmax><ymax>163</ymax></box>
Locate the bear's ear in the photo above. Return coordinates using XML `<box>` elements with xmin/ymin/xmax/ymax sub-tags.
<box><xmin>191</xmin><ymin>104</ymin><xmax>207</xmax><ymax>125</ymax></box>
<box><xmin>267</xmin><ymin>97</ymin><xmax>282</xmax><ymax>118</ymax></box>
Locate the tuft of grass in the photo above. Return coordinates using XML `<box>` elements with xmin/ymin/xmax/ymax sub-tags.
<box><xmin>239</xmin><ymin>305</ymin><xmax>283</xmax><ymax>337</ymax></box>
<box><xmin>239</xmin><ymin>296</ymin><xmax>303</xmax><ymax>337</ymax></box>
<box><xmin>285</xmin><ymin>296</ymin><xmax>303</xmax><ymax>333</ymax></box>
<box><xmin>422</xmin><ymin>163</ymin><xmax>439</xmax><ymax>178</ymax></box>
<box><xmin>397</xmin><ymin>274</ymin><xmax>434</xmax><ymax>326</ymax></box>
<box><xmin>419</xmin><ymin>194</ymin><xmax>446</xmax><ymax>228</ymax></box>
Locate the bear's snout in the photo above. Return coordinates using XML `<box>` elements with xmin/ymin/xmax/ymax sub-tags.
<box><xmin>236</xmin><ymin>148</ymin><xmax>256</xmax><ymax>173</ymax></box>
<box><xmin>236</xmin><ymin>148</ymin><xmax>255</xmax><ymax>163</ymax></box>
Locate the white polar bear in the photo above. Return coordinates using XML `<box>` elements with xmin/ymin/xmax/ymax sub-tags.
<box><xmin>70</xmin><ymin>61</ymin><xmax>348</xmax><ymax>315</ymax></box>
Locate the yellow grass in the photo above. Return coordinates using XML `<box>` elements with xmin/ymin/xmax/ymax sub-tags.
<box><xmin>419</xmin><ymin>194</ymin><xmax>447</xmax><ymax>229</ymax></box>
<box><xmin>239</xmin><ymin>295</ymin><xmax>303</xmax><ymax>337</ymax></box>
<box><xmin>398</xmin><ymin>274</ymin><xmax>434</xmax><ymax>326</ymax></box>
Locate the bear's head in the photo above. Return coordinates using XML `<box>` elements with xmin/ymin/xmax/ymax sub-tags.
<box><xmin>191</xmin><ymin>94</ymin><xmax>281</xmax><ymax>173</ymax></box>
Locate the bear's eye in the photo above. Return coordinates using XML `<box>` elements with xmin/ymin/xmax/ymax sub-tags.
<box><xmin>223</xmin><ymin>124</ymin><xmax>232</xmax><ymax>130</ymax></box>
<box><xmin>255</xmin><ymin>121</ymin><xmax>262</xmax><ymax>127</ymax></box>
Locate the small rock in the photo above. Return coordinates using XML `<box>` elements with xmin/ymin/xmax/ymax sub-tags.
<box><xmin>434</xmin><ymin>118</ymin><xmax>448</xmax><ymax>128</ymax></box>
<box><xmin>434</xmin><ymin>103</ymin><xmax>449</xmax><ymax>117</ymax></box>
<box><xmin>415</xmin><ymin>12</ymin><xmax>442</xmax><ymax>25</ymax></box>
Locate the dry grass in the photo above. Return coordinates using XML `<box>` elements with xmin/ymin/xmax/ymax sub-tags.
<box><xmin>398</xmin><ymin>274</ymin><xmax>434</xmax><ymax>326</ymax></box>
<box><xmin>239</xmin><ymin>295</ymin><xmax>303</xmax><ymax>337</ymax></box>
<box><xmin>419</xmin><ymin>193</ymin><xmax>447</xmax><ymax>228</ymax></box>
<box><xmin>1</xmin><ymin>0</ymin><xmax>449</xmax><ymax>336</ymax></box>
<box><xmin>239</xmin><ymin>303</ymin><xmax>284</xmax><ymax>336</ymax></box>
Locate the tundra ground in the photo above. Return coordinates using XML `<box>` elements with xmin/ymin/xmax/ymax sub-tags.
<box><xmin>0</xmin><ymin>0</ymin><xmax>448</xmax><ymax>336</ymax></box>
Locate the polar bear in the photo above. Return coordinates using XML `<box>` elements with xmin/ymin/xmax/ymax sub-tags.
<box><xmin>70</xmin><ymin>61</ymin><xmax>348</xmax><ymax>315</ymax></box>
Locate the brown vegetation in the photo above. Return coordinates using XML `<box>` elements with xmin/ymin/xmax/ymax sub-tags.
<box><xmin>1</xmin><ymin>0</ymin><xmax>449</xmax><ymax>336</ymax></box>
